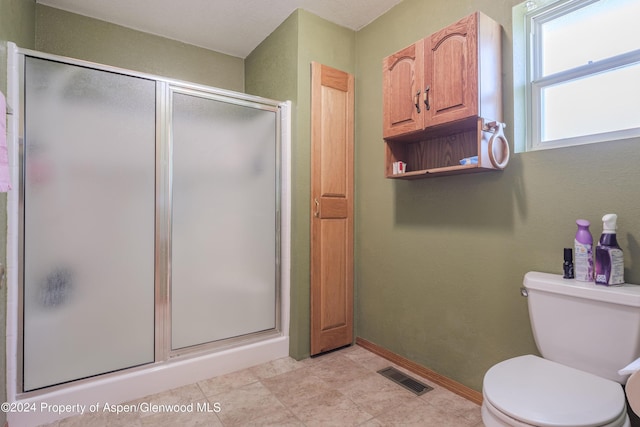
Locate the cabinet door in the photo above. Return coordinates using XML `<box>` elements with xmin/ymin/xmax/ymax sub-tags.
<box><xmin>425</xmin><ymin>12</ymin><xmax>478</xmax><ymax>127</ymax></box>
<box><xmin>382</xmin><ymin>40</ymin><xmax>424</xmax><ymax>138</ymax></box>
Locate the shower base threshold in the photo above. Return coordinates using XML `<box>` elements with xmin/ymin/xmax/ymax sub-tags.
<box><xmin>9</xmin><ymin>335</ymin><xmax>289</xmax><ymax>427</ymax></box>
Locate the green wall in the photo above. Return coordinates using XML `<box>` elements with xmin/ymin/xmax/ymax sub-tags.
<box><xmin>244</xmin><ymin>12</ymin><xmax>298</xmax><ymax>102</ymax></box>
<box><xmin>0</xmin><ymin>0</ymin><xmax>36</xmax><ymax>422</ymax></box>
<box><xmin>355</xmin><ymin>0</ymin><xmax>640</xmax><ymax>392</ymax></box>
<box><xmin>245</xmin><ymin>11</ymin><xmax>303</xmax><ymax>358</ymax></box>
<box><xmin>0</xmin><ymin>0</ymin><xmax>35</xmax><ymax>90</ymax></box>
<box><xmin>249</xmin><ymin>0</ymin><xmax>640</xmax><ymax>390</ymax></box>
<box><xmin>246</xmin><ymin>9</ymin><xmax>356</xmax><ymax>360</ymax></box>
<box><xmin>35</xmin><ymin>5</ymin><xmax>244</xmax><ymax>91</ymax></box>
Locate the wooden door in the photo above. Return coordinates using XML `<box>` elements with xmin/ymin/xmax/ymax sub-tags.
<box><xmin>310</xmin><ymin>62</ymin><xmax>354</xmax><ymax>356</ymax></box>
<box><xmin>382</xmin><ymin>40</ymin><xmax>425</xmax><ymax>138</ymax></box>
<box><xmin>425</xmin><ymin>12</ymin><xmax>478</xmax><ymax>127</ymax></box>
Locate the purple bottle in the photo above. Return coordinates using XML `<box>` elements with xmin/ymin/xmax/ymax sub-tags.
<box><xmin>595</xmin><ymin>214</ymin><xmax>624</xmax><ymax>286</ymax></box>
<box><xmin>574</xmin><ymin>219</ymin><xmax>593</xmax><ymax>282</ymax></box>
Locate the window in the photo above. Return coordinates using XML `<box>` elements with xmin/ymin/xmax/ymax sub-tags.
<box><xmin>514</xmin><ymin>0</ymin><xmax>640</xmax><ymax>152</ymax></box>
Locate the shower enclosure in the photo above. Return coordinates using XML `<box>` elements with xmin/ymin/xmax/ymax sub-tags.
<box><xmin>9</xmin><ymin>45</ymin><xmax>288</xmax><ymax>402</ymax></box>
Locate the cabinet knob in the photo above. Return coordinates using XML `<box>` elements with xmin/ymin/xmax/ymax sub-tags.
<box><xmin>314</xmin><ymin>198</ymin><xmax>320</xmax><ymax>218</ymax></box>
<box><xmin>414</xmin><ymin>91</ymin><xmax>421</xmax><ymax>114</ymax></box>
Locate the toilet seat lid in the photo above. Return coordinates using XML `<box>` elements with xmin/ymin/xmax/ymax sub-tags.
<box><xmin>483</xmin><ymin>355</ymin><xmax>626</xmax><ymax>427</ymax></box>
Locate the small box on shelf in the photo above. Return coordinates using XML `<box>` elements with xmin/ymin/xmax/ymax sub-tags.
<box><xmin>392</xmin><ymin>161</ymin><xmax>406</xmax><ymax>175</ymax></box>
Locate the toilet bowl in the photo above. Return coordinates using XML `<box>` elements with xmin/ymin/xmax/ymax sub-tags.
<box><xmin>482</xmin><ymin>355</ymin><xmax>629</xmax><ymax>427</ymax></box>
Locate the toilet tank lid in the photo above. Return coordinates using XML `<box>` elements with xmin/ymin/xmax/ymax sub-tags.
<box><xmin>524</xmin><ymin>271</ymin><xmax>640</xmax><ymax>307</ymax></box>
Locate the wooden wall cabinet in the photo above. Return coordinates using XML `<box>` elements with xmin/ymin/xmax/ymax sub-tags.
<box><xmin>382</xmin><ymin>12</ymin><xmax>508</xmax><ymax>179</ymax></box>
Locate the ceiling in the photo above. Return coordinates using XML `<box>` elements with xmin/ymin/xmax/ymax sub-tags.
<box><xmin>36</xmin><ymin>0</ymin><xmax>403</xmax><ymax>58</ymax></box>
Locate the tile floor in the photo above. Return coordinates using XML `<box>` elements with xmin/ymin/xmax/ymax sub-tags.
<box><xmin>44</xmin><ymin>345</ymin><xmax>483</xmax><ymax>426</ymax></box>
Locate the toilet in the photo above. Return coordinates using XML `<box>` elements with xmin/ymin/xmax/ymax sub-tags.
<box><xmin>482</xmin><ymin>271</ymin><xmax>640</xmax><ymax>427</ymax></box>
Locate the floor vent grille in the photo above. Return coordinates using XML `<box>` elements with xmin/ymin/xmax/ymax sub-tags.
<box><xmin>377</xmin><ymin>367</ymin><xmax>433</xmax><ymax>396</ymax></box>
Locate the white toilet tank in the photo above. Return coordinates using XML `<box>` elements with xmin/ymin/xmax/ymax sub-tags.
<box><xmin>524</xmin><ymin>271</ymin><xmax>640</xmax><ymax>383</ymax></box>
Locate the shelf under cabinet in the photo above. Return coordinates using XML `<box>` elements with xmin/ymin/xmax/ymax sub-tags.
<box><xmin>384</xmin><ymin>117</ymin><xmax>509</xmax><ymax>180</ymax></box>
<box><xmin>387</xmin><ymin>163</ymin><xmax>481</xmax><ymax>179</ymax></box>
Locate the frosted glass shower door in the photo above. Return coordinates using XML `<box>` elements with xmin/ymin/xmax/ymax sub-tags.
<box><xmin>171</xmin><ymin>90</ymin><xmax>278</xmax><ymax>350</ymax></box>
<box><xmin>22</xmin><ymin>58</ymin><xmax>156</xmax><ymax>391</ymax></box>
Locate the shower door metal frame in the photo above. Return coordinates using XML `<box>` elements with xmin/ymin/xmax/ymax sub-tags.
<box><xmin>13</xmin><ymin>47</ymin><xmax>284</xmax><ymax>396</ymax></box>
<box><xmin>159</xmin><ymin>83</ymin><xmax>283</xmax><ymax>360</ymax></box>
